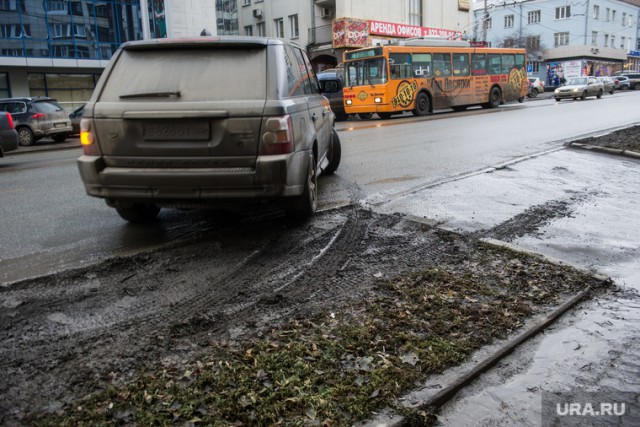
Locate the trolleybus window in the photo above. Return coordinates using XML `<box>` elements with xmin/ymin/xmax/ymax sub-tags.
<box><xmin>347</xmin><ymin>58</ymin><xmax>387</xmax><ymax>86</ymax></box>
<box><xmin>433</xmin><ymin>53</ymin><xmax>451</xmax><ymax>77</ymax></box>
<box><xmin>487</xmin><ymin>54</ymin><xmax>502</xmax><ymax>75</ymax></box>
<box><xmin>502</xmin><ymin>54</ymin><xmax>515</xmax><ymax>73</ymax></box>
<box><xmin>453</xmin><ymin>53</ymin><xmax>470</xmax><ymax>76</ymax></box>
<box><xmin>412</xmin><ymin>53</ymin><xmax>432</xmax><ymax>77</ymax></box>
<box><xmin>471</xmin><ymin>54</ymin><xmax>486</xmax><ymax>75</ymax></box>
<box><xmin>390</xmin><ymin>53</ymin><xmax>412</xmax><ymax>79</ymax></box>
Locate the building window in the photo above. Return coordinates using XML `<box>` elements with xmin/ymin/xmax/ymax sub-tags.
<box><xmin>604</xmin><ymin>34</ymin><xmax>609</xmax><ymax>46</ymax></box>
<box><xmin>622</xmin><ymin>12</ymin><xmax>626</xmax><ymax>26</ymax></box>
<box><xmin>591</xmin><ymin>31</ymin><xmax>598</xmax><ymax>45</ymax></box>
<box><xmin>486</xmin><ymin>17</ymin><xmax>492</xmax><ymax>29</ymax></box>
<box><xmin>612</xmin><ymin>10</ymin><xmax>616</xmax><ymax>21</ymax></box>
<box><xmin>554</xmin><ymin>32</ymin><xmax>569</xmax><ymax>46</ymax></box>
<box><xmin>1</xmin><ymin>0</ymin><xmax>26</xmax><ymax>11</ymax></box>
<box><xmin>1</xmin><ymin>24</ymin><xmax>30</xmax><ymax>38</ymax></box>
<box><xmin>555</xmin><ymin>6</ymin><xmax>570</xmax><ymax>20</ymax></box>
<box><xmin>274</xmin><ymin>18</ymin><xmax>284</xmax><ymax>38</ymax></box>
<box><xmin>606</xmin><ymin>8</ymin><xmax>610</xmax><ymax>21</ymax></box>
<box><xmin>257</xmin><ymin>22</ymin><xmax>266</xmax><ymax>36</ymax></box>
<box><xmin>288</xmin><ymin>14</ymin><xmax>299</xmax><ymax>38</ymax></box>
<box><xmin>530</xmin><ymin>61</ymin><xmax>540</xmax><ymax>73</ymax></box>
<box><xmin>504</xmin><ymin>15</ymin><xmax>514</xmax><ymax>28</ymax></box>
<box><xmin>244</xmin><ymin>25</ymin><xmax>253</xmax><ymax>36</ymax></box>
<box><xmin>527</xmin><ymin>35</ymin><xmax>540</xmax><ymax>50</ymax></box>
<box><xmin>46</xmin><ymin>0</ymin><xmax>68</xmax><ymax>13</ymax></box>
<box><xmin>593</xmin><ymin>5</ymin><xmax>599</xmax><ymax>20</ymax></box>
<box><xmin>611</xmin><ymin>35</ymin><xmax>615</xmax><ymax>48</ymax></box>
<box><xmin>621</xmin><ymin>37</ymin><xmax>626</xmax><ymax>49</ymax></box>
<box><xmin>243</xmin><ymin>0</ymin><xmax>250</xmax><ymax>5</ymax></box>
<box><xmin>528</xmin><ymin>10</ymin><xmax>540</xmax><ymax>24</ymax></box>
<box><xmin>408</xmin><ymin>0</ymin><xmax>421</xmax><ymax>26</ymax></box>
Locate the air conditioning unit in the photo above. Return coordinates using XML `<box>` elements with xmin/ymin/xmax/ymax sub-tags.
<box><xmin>253</xmin><ymin>8</ymin><xmax>262</xmax><ymax>18</ymax></box>
<box><xmin>320</xmin><ymin>8</ymin><xmax>332</xmax><ymax>18</ymax></box>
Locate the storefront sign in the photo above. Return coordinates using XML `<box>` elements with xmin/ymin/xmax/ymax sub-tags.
<box><xmin>333</xmin><ymin>19</ymin><xmax>370</xmax><ymax>48</ymax></box>
<box><xmin>369</xmin><ymin>20</ymin><xmax>461</xmax><ymax>40</ymax></box>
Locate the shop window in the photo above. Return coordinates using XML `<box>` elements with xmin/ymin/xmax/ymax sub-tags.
<box><xmin>0</xmin><ymin>72</ymin><xmax>10</xmax><ymax>98</ymax></box>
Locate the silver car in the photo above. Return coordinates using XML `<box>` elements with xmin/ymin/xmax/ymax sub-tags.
<box><xmin>554</xmin><ymin>77</ymin><xmax>604</xmax><ymax>101</ymax></box>
<box><xmin>77</xmin><ymin>37</ymin><xmax>341</xmax><ymax>222</ymax></box>
<box><xmin>0</xmin><ymin>97</ymin><xmax>72</xmax><ymax>146</ymax></box>
<box><xmin>596</xmin><ymin>76</ymin><xmax>615</xmax><ymax>95</ymax></box>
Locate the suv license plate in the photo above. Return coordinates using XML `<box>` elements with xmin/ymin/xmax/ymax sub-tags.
<box><xmin>143</xmin><ymin>121</ymin><xmax>210</xmax><ymax>141</ymax></box>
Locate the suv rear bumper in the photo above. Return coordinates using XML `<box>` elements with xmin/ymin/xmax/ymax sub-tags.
<box><xmin>77</xmin><ymin>151</ymin><xmax>310</xmax><ymax>205</ymax></box>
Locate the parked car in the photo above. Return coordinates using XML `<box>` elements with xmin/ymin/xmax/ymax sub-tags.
<box><xmin>69</xmin><ymin>104</ymin><xmax>85</xmax><ymax>135</ymax></box>
<box><xmin>613</xmin><ymin>75</ymin><xmax>631</xmax><ymax>90</ymax></box>
<box><xmin>77</xmin><ymin>36</ymin><xmax>341</xmax><ymax>223</ymax></box>
<box><xmin>527</xmin><ymin>77</ymin><xmax>545</xmax><ymax>98</ymax></box>
<box><xmin>0</xmin><ymin>112</ymin><xmax>19</xmax><ymax>157</ymax></box>
<box><xmin>621</xmin><ymin>73</ymin><xmax>640</xmax><ymax>90</ymax></box>
<box><xmin>0</xmin><ymin>97</ymin><xmax>72</xmax><ymax>146</ymax></box>
<box><xmin>318</xmin><ymin>68</ymin><xmax>348</xmax><ymax>121</ymax></box>
<box><xmin>554</xmin><ymin>77</ymin><xmax>604</xmax><ymax>101</ymax></box>
<box><xmin>596</xmin><ymin>76</ymin><xmax>615</xmax><ymax>94</ymax></box>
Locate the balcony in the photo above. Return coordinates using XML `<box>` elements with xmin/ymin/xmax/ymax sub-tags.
<box><xmin>308</xmin><ymin>24</ymin><xmax>332</xmax><ymax>46</ymax></box>
<box><xmin>315</xmin><ymin>0</ymin><xmax>335</xmax><ymax>8</ymax></box>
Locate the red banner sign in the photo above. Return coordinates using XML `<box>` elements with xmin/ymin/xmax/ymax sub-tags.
<box><xmin>369</xmin><ymin>20</ymin><xmax>461</xmax><ymax>40</ymax></box>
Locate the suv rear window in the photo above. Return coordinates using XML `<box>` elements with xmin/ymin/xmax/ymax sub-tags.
<box><xmin>98</xmin><ymin>47</ymin><xmax>267</xmax><ymax>102</ymax></box>
<box><xmin>33</xmin><ymin>100</ymin><xmax>65</xmax><ymax>113</ymax></box>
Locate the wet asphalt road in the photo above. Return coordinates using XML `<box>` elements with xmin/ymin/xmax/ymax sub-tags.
<box><xmin>1</xmin><ymin>90</ymin><xmax>639</xmax><ymax>425</ymax></box>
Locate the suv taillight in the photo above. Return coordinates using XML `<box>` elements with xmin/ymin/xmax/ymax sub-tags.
<box><xmin>80</xmin><ymin>118</ymin><xmax>100</xmax><ymax>156</ymax></box>
<box><xmin>32</xmin><ymin>113</ymin><xmax>46</xmax><ymax>120</ymax></box>
<box><xmin>260</xmin><ymin>115</ymin><xmax>294</xmax><ymax>155</ymax></box>
<box><xmin>6</xmin><ymin>113</ymin><xmax>14</xmax><ymax>129</ymax></box>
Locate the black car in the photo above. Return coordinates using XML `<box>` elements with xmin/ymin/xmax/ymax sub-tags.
<box><xmin>0</xmin><ymin>97</ymin><xmax>73</xmax><ymax>146</ymax></box>
<box><xmin>318</xmin><ymin>68</ymin><xmax>348</xmax><ymax>121</ymax></box>
<box><xmin>69</xmin><ymin>104</ymin><xmax>85</xmax><ymax>135</ymax></box>
<box><xmin>0</xmin><ymin>111</ymin><xmax>19</xmax><ymax>157</ymax></box>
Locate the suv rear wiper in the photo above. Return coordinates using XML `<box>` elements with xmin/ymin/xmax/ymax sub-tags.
<box><xmin>119</xmin><ymin>91</ymin><xmax>181</xmax><ymax>99</ymax></box>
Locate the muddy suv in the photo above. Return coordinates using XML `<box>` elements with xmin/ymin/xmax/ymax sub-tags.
<box><xmin>77</xmin><ymin>37</ymin><xmax>341</xmax><ymax>222</ymax></box>
<box><xmin>0</xmin><ymin>97</ymin><xmax>72</xmax><ymax>146</ymax></box>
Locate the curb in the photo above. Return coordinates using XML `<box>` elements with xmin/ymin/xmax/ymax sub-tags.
<box><xmin>7</xmin><ymin>141</ymin><xmax>81</xmax><ymax>156</ymax></box>
<box><xmin>362</xmin><ymin>236</ymin><xmax>609</xmax><ymax>427</ymax></box>
<box><xmin>568</xmin><ymin>142</ymin><xmax>640</xmax><ymax>160</ymax></box>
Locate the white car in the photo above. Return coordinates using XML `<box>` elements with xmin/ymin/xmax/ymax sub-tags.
<box><xmin>527</xmin><ymin>77</ymin><xmax>545</xmax><ymax>98</ymax></box>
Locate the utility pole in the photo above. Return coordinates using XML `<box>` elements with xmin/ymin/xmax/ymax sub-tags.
<box><xmin>482</xmin><ymin>0</ymin><xmax>488</xmax><ymax>43</ymax></box>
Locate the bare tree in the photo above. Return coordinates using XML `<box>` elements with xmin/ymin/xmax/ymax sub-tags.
<box><xmin>495</xmin><ymin>31</ymin><xmax>546</xmax><ymax>62</ymax></box>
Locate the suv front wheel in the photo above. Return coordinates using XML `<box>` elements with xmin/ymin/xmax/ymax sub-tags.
<box><xmin>17</xmin><ymin>127</ymin><xmax>35</xmax><ymax>146</ymax></box>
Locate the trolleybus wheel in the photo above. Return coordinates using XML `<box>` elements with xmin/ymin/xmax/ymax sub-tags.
<box><xmin>412</xmin><ymin>93</ymin><xmax>430</xmax><ymax>116</ymax></box>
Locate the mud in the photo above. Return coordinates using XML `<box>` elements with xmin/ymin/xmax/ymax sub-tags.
<box><xmin>0</xmin><ymin>127</ymin><xmax>637</xmax><ymax>425</ymax></box>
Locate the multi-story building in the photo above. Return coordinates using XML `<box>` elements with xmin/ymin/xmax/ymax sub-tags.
<box><xmin>238</xmin><ymin>0</ymin><xmax>472</xmax><ymax>70</ymax></box>
<box><xmin>472</xmin><ymin>0</ymin><xmax>640</xmax><ymax>86</ymax></box>
<box><xmin>1</xmin><ymin>0</ymin><xmax>470</xmax><ymax>109</ymax></box>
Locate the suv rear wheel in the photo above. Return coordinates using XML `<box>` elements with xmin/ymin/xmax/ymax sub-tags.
<box><xmin>17</xmin><ymin>127</ymin><xmax>35</xmax><ymax>146</ymax></box>
<box><xmin>287</xmin><ymin>155</ymin><xmax>317</xmax><ymax>218</ymax></box>
<box><xmin>115</xmin><ymin>203</ymin><xmax>160</xmax><ymax>223</ymax></box>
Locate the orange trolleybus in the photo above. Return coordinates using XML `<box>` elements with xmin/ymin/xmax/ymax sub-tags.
<box><xmin>342</xmin><ymin>38</ymin><xmax>528</xmax><ymax>119</ymax></box>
